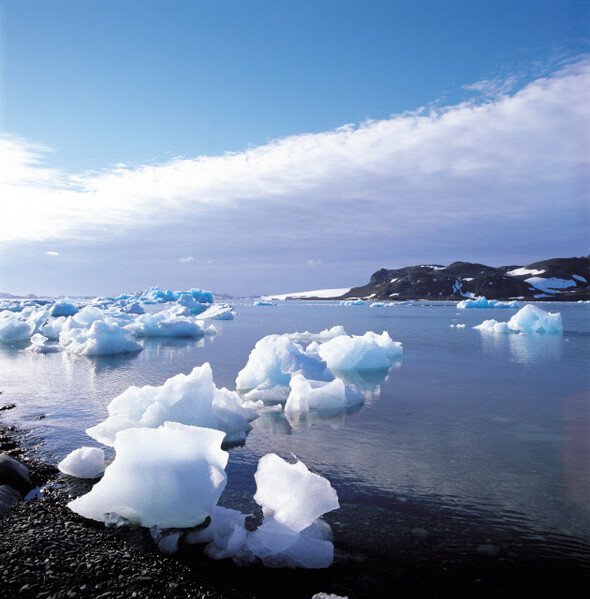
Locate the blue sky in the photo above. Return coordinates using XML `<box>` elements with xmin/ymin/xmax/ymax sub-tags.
<box><xmin>0</xmin><ymin>1</ymin><xmax>588</xmax><ymax>296</ymax></box>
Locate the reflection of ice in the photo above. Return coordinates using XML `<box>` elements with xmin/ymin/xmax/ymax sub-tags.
<box><xmin>479</xmin><ymin>332</ymin><xmax>562</xmax><ymax>365</ymax></box>
<box><xmin>508</xmin><ymin>333</ymin><xmax>562</xmax><ymax>364</ymax></box>
<box><xmin>332</xmin><ymin>363</ymin><xmax>397</xmax><ymax>405</ymax></box>
<box><xmin>285</xmin><ymin>403</ymin><xmax>363</xmax><ymax>431</ymax></box>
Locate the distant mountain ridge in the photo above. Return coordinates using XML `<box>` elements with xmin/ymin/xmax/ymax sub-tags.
<box><xmin>339</xmin><ymin>256</ymin><xmax>590</xmax><ymax>301</ymax></box>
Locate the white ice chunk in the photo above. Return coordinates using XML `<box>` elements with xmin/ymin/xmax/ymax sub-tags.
<box><xmin>198</xmin><ymin>304</ymin><xmax>235</xmax><ymax>320</ymax></box>
<box><xmin>474</xmin><ymin>304</ymin><xmax>563</xmax><ymax>335</ymax></box>
<box><xmin>457</xmin><ymin>297</ymin><xmax>520</xmax><ymax>309</ymax></box>
<box><xmin>50</xmin><ymin>299</ymin><xmax>79</xmax><ymax>317</ymax></box>
<box><xmin>125</xmin><ymin>309</ymin><xmax>215</xmax><ymax>337</ymax></box>
<box><xmin>287</xmin><ymin>326</ymin><xmax>346</xmax><ymax>344</ymax></box>
<box><xmin>87</xmin><ymin>363</ymin><xmax>255</xmax><ymax>447</ymax></box>
<box><xmin>60</xmin><ymin>319</ymin><xmax>143</xmax><ymax>355</ymax></box>
<box><xmin>316</xmin><ymin>332</ymin><xmax>402</xmax><ymax>371</ymax></box>
<box><xmin>235</xmin><ymin>335</ymin><xmax>331</xmax><ymax>392</ymax></box>
<box><xmin>0</xmin><ymin>312</ymin><xmax>36</xmax><ymax>342</ymax></box>
<box><xmin>27</xmin><ymin>333</ymin><xmax>63</xmax><ymax>353</ymax></box>
<box><xmin>285</xmin><ymin>374</ymin><xmax>363</xmax><ymax>414</ymax></box>
<box><xmin>176</xmin><ymin>293</ymin><xmax>208</xmax><ymax>315</ymax></box>
<box><xmin>58</xmin><ymin>447</ymin><xmax>106</xmax><ymax>478</ymax></box>
<box><xmin>69</xmin><ymin>422</ymin><xmax>228</xmax><ymax>528</ymax></box>
<box><xmin>473</xmin><ymin>319</ymin><xmax>511</xmax><ymax>334</ymax></box>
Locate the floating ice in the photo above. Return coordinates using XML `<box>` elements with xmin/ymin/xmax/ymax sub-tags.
<box><xmin>27</xmin><ymin>333</ymin><xmax>63</xmax><ymax>353</ymax></box>
<box><xmin>340</xmin><ymin>299</ymin><xmax>366</xmax><ymax>306</ymax></box>
<box><xmin>0</xmin><ymin>312</ymin><xmax>36</xmax><ymax>342</ymax></box>
<box><xmin>176</xmin><ymin>293</ymin><xmax>208</xmax><ymax>315</ymax></box>
<box><xmin>119</xmin><ymin>301</ymin><xmax>145</xmax><ymax>315</ymax></box>
<box><xmin>69</xmin><ymin>422</ymin><xmax>229</xmax><ymax>528</ymax></box>
<box><xmin>60</xmin><ymin>319</ymin><xmax>143</xmax><ymax>355</ymax></box>
<box><xmin>235</xmin><ymin>335</ymin><xmax>331</xmax><ymax>393</ymax></box>
<box><xmin>254</xmin><ymin>300</ymin><xmax>275</xmax><ymax>306</ymax></box>
<box><xmin>287</xmin><ymin>326</ymin><xmax>346</xmax><ymax>344</ymax></box>
<box><xmin>198</xmin><ymin>304</ymin><xmax>235</xmax><ymax>320</ymax></box>
<box><xmin>370</xmin><ymin>302</ymin><xmax>385</xmax><ymax>308</ymax></box>
<box><xmin>285</xmin><ymin>374</ymin><xmax>363</xmax><ymax>414</ymax></box>
<box><xmin>50</xmin><ymin>299</ymin><xmax>79</xmax><ymax>317</ymax></box>
<box><xmin>457</xmin><ymin>297</ymin><xmax>520</xmax><ymax>309</ymax></box>
<box><xmin>474</xmin><ymin>304</ymin><xmax>563</xmax><ymax>334</ymax></box>
<box><xmin>58</xmin><ymin>447</ymin><xmax>105</xmax><ymax>478</ymax></box>
<box><xmin>87</xmin><ymin>363</ymin><xmax>255</xmax><ymax>447</ymax></box>
<box><xmin>317</xmin><ymin>332</ymin><xmax>402</xmax><ymax>371</ymax></box>
<box><xmin>125</xmin><ymin>309</ymin><xmax>216</xmax><ymax>338</ymax></box>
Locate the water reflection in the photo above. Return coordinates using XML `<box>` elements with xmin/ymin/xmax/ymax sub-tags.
<box><xmin>478</xmin><ymin>330</ymin><xmax>563</xmax><ymax>364</ymax></box>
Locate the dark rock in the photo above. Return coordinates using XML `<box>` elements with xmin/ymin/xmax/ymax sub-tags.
<box><xmin>0</xmin><ymin>453</ymin><xmax>34</xmax><ymax>496</ymax></box>
<box><xmin>0</xmin><ymin>485</ymin><xmax>21</xmax><ymax>515</ymax></box>
<box><xmin>0</xmin><ymin>404</ymin><xmax>15</xmax><ymax>412</ymax></box>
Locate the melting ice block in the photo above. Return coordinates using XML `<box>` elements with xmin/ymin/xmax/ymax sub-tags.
<box><xmin>316</xmin><ymin>331</ymin><xmax>402</xmax><ymax>371</ymax></box>
<box><xmin>60</xmin><ymin>319</ymin><xmax>143</xmax><ymax>355</ymax></box>
<box><xmin>457</xmin><ymin>297</ymin><xmax>520</xmax><ymax>309</ymax></box>
<box><xmin>125</xmin><ymin>309</ymin><xmax>215</xmax><ymax>337</ymax></box>
<box><xmin>87</xmin><ymin>363</ymin><xmax>256</xmax><ymax>446</ymax></box>
<box><xmin>284</xmin><ymin>374</ymin><xmax>363</xmax><ymax>414</ymax></box>
<box><xmin>235</xmin><ymin>334</ymin><xmax>331</xmax><ymax>392</ymax></box>
<box><xmin>58</xmin><ymin>447</ymin><xmax>105</xmax><ymax>478</ymax></box>
<box><xmin>474</xmin><ymin>304</ymin><xmax>563</xmax><ymax>335</ymax></box>
<box><xmin>69</xmin><ymin>422</ymin><xmax>228</xmax><ymax>528</ymax></box>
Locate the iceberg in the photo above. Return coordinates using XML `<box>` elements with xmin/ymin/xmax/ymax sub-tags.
<box><xmin>340</xmin><ymin>299</ymin><xmax>367</xmax><ymax>306</ymax></box>
<box><xmin>198</xmin><ymin>304</ymin><xmax>235</xmax><ymax>320</ymax></box>
<box><xmin>119</xmin><ymin>301</ymin><xmax>145</xmax><ymax>315</ymax></box>
<box><xmin>254</xmin><ymin>300</ymin><xmax>275</xmax><ymax>306</ymax></box>
<box><xmin>176</xmin><ymin>293</ymin><xmax>208</xmax><ymax>315</ymax></box>
<box><xmin>50</xmin><ymin>299</ymin><xmax>79</xmax><ymax>317</ymax></box>
<box><xmin>125</xmin><ymin>309</ymin><xmax>215</xmax><ymax>338</ymax></box>
<box><xmin>0</xmin><ymin>312</ymin><xmax>36</xmax><ymax>342</ymax></box>
<box><xmin>287</xmin><ymin>325</ymin><xmax>346</xmax><ymax>344</ymax></box>
<box><xmin>60</xmin><ymin>319</ymin><xmax>143</xmax><ymax>355</ymax></box>
<box><xmin>235</xmin><ymin>334</ymin><xmax>331</xmax><ymax>393</ymax></box>
<box><xmin>27</xmin><ymin>333</ymin><xmax>63</xmax><ymax>353</ymax></box>
<box><xmin>284</xmin><ymin>374</ymin><xmax>363</xmax><ymax>414</ymax></box>
<box><xmin>457</xmin><ymin>297</ymin><xmax>520</xmax><ymax>309</ymax></box>
<box><xmin>86</xmin><ymin>363</ymin><xmax>256</xmax><ymax>447</ymax></box>
<box><xmin>58</xmin><ymin>447</ymin><xmax>106</xmax><ymax>478</ymax></box>
<box><xmin>316</xmin><ymin>331</ymin><xmax>402</xmax><ymax>371</ymax></box>
<box><xmin>474</xmin><ymin>304</ymin><xmax>563</xmax><ymax>334</ymax></box>
<box><xmin>69</xmin><ymin>422</ymin><xmax>229</xmax><ymax>528</ymax></box>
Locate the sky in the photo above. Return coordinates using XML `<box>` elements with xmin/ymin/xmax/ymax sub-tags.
<box><xmin>0</xmin><ymin>1</ymin><xmax>588</xmax><ymax>296</ymax></box>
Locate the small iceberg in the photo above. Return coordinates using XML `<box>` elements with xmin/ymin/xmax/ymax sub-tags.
<box><xmin>474</xmin><ymin>304</ymin><xmax>563</xmax><ymax>334</ymax></box>
<box><xmin>60</xmin><ymin>319</ymin><xmax>143</xmax><ymax>356</ymax></box>
<box><xmin>27</xmin><ymin>333</ymin><xmax>63</xmax><ymax>353</ymax></box>
<box><xmin>254</xmin><ymin>300</ymin><xmax>275</xmax><ymax>306</ymax></box>
<box><xmin>340</xmin><ymin>299</ymin><xmax>367</xmax><ymax>306</ymax></box>
<box><xmin>125</xmin><ymin>309</ymin><xmax>216</xmax><ymax>338</ymax></box>
<box><xmin>457</xmin><ymin>297</ymin><xmax>520</xmax><ymax>309</ymax></box>
<box><xmin>50</xmin><ymin>299</ymin><xmax>79</xmax><ymax>317</ymax></box>
<box><xmin>284</xmin><ymin>374</ymin><xmax>363</xmax><ymax>414</ymax></box>
<box><xmin>87</xmin><ymin>363</ymin><xmax>256</xmax><ymax>447</ymax></box>
<box><xmin>198</xmin><ymin>304</ymin><xmax>235</xmax><ymax>320</ymax></box>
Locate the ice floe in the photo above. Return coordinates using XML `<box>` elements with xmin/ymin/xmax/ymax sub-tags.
<box><xmin>60</xmin><ymin>319</ymin><xmax>143</xmax><ymax>356</ymax></box>
<box><xmin>198</xmin><ymin>304</ymin><xmax>235</xmax><ymax>320</ymax></box>
<box><xmin>58</xmin><ymin>447</ymin><xmax>106</xmax><ymax>478</ymax></box>
<box><xmin>69</xmin><ymin>422</ymin><xmax>229</xmax><ymax>528</ymax></box>
<box><xmin>86</xmin><ymin>363</ymin><xmax>255</xmax><ymax>447</ymax></box>
<box><xmin>284</xmin><ymin>374</ymin><xmax>363</xmax><ymax>414</ymax></box>
<box><xmin>340</xmin><ymin>299</ymin><xmax>366</xmax><ymax>306</ymax></box>
<box><xmin>27</xmin><ymin>333</ymin><xmax>63</xmax><ymax>353</ymax></box>
<box><xmin>457</xmin><ymin>297</ymin><xmax>520</xmax><ymax>309</ymax></box>
<box><xmin>50</xmin><ymin>299</ymin><xmax>79</xmax><ymax>317</ymax></box>
<box><xmin>125</xmin><ymin>309</ymin><xmax>216</xmax><ymax>338</ymax></box>
<box><xmin>286</xmin><ymin>325</ymin><xmax>346</xmax><ymax>344</ymax></box>
<box><xmin>474</xmin><ymin>304</ymin><xmax>563</xmax><ymax>334</ymax></box>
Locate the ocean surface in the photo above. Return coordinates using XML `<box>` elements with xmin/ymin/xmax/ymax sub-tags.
<box><xmin>1</xmin><ymin>300</ymin><xmax>589</xmax><ymax>596</ymax></box>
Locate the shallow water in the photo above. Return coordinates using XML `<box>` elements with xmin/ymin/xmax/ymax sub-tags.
<box><xmin>1</xmin><ymin>301</ymin><xmax>589</xmax><ymax>593</ymax></box>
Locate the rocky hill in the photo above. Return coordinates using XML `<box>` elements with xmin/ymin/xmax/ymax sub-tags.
<box><xmin>340</xmin><ymin>256</ymin><xmax>590</xmax><ymax>301</ymax></box>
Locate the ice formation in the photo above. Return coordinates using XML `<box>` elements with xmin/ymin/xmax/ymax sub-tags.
<box><xmin>235</xmin><ymin>335</ymin><xmax>332</xmax><ymax>393</ymax></box>
<box><xmin>50</xmin><ymin>299</ymin><xmax>79</xmax><ymax>317</ymax></box>
<box><xmin>60</xmin><ymin>319</ymin><xmax>143</xmax><ymax>355</ymax></box>
<box><xmin>198</xmin><ymin>304</ymin><xmax>235</xmax><ymax>320</ymax></box>
<box><xmin>176</xmin><ymin>293</ymin><xmax>208</xmax><ymax>315</ymax></box>
<box><xmin>370</xmin><ymin>302</ymin><xmax>385</xmax><ymax>308</ymax></box>
<box><xmin>0</xmin><ymin>312</ymin><xmax>36</xmax><ymax>342</ymax></box>
<box><xmin>457</xmin><ymin>297</ymin><xmax>520</xmax><ymax>309</ymax></box>
<box><xmin>69</xmin><ymin>423</ymin><xmax>229</xmax><ymax>528</ymax></box>
<box><xmin>27</xmin><ymin>333</ymin><xmax>63</xmax><ymax>353</ymax></box>
<box><xmin>125</xmin><ymin>309</ymin><xmax>216</xmax><ymax>338</ymax></box>
<box><xmin>119</xmin><ymin>301</ymin><xmax>145</xmax><ymax>315</ymax></box>
<box><xmin>86</xmin><ymin>363</ymin><xmax>255</xmax><ymax>447</ymax></box>
<box><xmin>243</xmin><ymin>454</ymin><xmax>339</xmax><ymax>568</ymax></box>
<box><xmin>340</xmin><ymin>299</ymin><xmax>367</xmax><ymax>306</ymax></box>
<box><xmin>284</xmin><ymin>374</ymin><xmax>363</xmax><ymax>414</ymax></box>
<box><xmin>58</xmin><ymin>447</ymin><xmax>106</xmax><ymax>478</ymax></box>
<box><xmin>474</xmin><ymin>304</ymin><xmax>563</xmax><ymax>334</ymax></box>
<box><xmin>254</xmin><ymin>300</ymin><xmax>275</xmax><ymax>306</ymax></box>
<box><xmin>317</xmin><ymin>332</ymin><xmax>402</xmax><ymax>371</ymax></box>
<box><xmin>287</xmin><ymin>325</ymin><xmax>346</xmax><ymax>344</ymax></box>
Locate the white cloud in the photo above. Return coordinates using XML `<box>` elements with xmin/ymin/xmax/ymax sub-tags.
<box><xmin>179</xmin><ymin>256</ymin><xmax>194</xmax><ymax>263</ymax></box>
<box><xmin>46</xmin><ymin>251</ymin><xmax>60</xmax><ymax>256</ymax></box>
<box><xmin>0</xmin><ymin>59</ymin><xmax>588</xmax><ymax>288</ymax></box>
<box><xmin>307</xmin><ymin>259</ymin><xmax>323</xmax><ymax>266</ymax></box>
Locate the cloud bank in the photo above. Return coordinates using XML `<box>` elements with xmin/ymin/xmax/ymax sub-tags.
<box><xmin>0</xmin><ymin>59</ymin><xmax>588</xmax><ymax>294</ymax></box>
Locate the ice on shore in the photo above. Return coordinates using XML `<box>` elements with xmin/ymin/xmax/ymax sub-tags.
<box><xmin>235</xmin><ymin>335</ymin><xmax>332</xmax><ymax>393</ymax></box>
<box><xmin>50</xmin><ymin>299</ymin><xmax>79</xmax><ymax>317</ymax></box>
<box><xmin>60</xmin><ymin>319</ymin><xmax>143</xmax><ymax>355</ymax></box>
<box><xmin>457</xmin><ymin>297</ymin><xmax>520</xmax><ymax>309</ymax></box>
<box><xmin>69</xmin><ymin>422</ymin><xmax>229</xmax><ymax>528</ymax></box>
<box><xmin>86</xmin><ymin>363</ymin><xmax>255</xmax><ymax>447</ymax></box>
<box><xmin>474</xmin><ymin>304</ymin><xmax>563</xmax><ymax>335</ymax></box>
<box><xmin>244</xmin><ymin>454</ymin><xmax>339</xmax><ymax>568</ymax></box>
<box><xmin>316</xmin><ymin>331</ymin><xmax>402</xmax><ymax>371</ymax></box>
<box><xmin>284</xmin><ymin>374</ymin><xmax>363</xmax><ymax>414</ymax></box>
<box><xmin>125</xmin><ymin>309</ymin><xmax>216</xmax><ymax>338</ymax></box>
<box><xmin>58</xmin><ymin>447</ymin><xmax>105</xmax><ymax>478</ymax></box>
